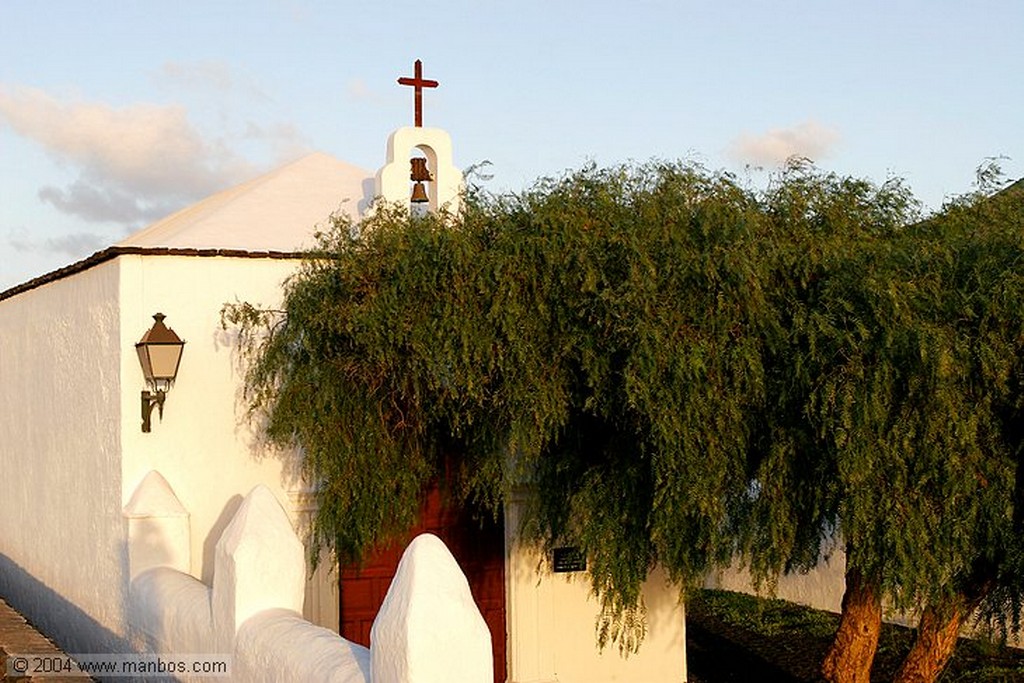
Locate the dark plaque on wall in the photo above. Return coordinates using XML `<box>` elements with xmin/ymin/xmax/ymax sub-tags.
<box><xmin>552</xmin><ymin>546</ymin><xmax>587</xmax><ymax>573</ymax></box>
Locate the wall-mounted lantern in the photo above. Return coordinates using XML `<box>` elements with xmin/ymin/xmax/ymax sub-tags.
<box><xmin>136</xmin><ymin>313</ymin><xmax>185</xmax><ymax>433</ymax></box>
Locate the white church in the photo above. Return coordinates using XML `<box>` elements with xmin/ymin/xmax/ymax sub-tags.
<box><xmin>0</xmin><ymin>63</ymin><xmax>687</xmax><ymax>682</ymax></box>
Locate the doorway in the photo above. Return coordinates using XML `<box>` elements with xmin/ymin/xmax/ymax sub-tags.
<box><xmin>339</xmin><ymin>486</ymin><xmax>507</xmax><ymax>681</ymax></box>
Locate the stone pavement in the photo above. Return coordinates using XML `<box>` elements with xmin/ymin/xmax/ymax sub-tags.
<box><xmin>0</xmin><ymin>597</ymin><xmax>91</xmax><ymax>682</ymax></box>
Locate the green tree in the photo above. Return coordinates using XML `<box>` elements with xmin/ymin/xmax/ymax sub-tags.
<box><xmin>223</xmin><ymin>161</ymin><xmax>1024</xmax><ymax>680</ymax></box>
<box><xmin>224</xmin><ymin>162</ymin><xmax>774</xmax><ymax>651</ymax></box>
<box><xmin>888</xmin><ymin>176</ymin><xmax>1024</xmax><ymax>683</ymax></box>
<box><xmin>747</xmin><ymin>165</ymin><xmax>1024</xmax><ymax>683</ymax></box>
<box><xmin>740</xmin><ymin>162</ymin><xmax>922</xmax><ymax>681</ymax></box>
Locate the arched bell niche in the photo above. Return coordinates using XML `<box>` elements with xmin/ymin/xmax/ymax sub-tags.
<box><xmin>375</xmin><ymin>127</ymin><xmax>463</xmax><ymax>215</ymax></box>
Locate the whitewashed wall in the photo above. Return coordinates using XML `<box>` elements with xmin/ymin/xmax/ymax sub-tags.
<box><xmin>117</xmin><ymin>253</ymin><xmax>339</xmax><ymax>630</ymax></box>
<box><xmin>706</xmin><ymin>551</ymin><xmax>848</xmax><ymax>615</ymax></box>
<box><xmin>116</xmin><ymin>254</ymin><xmax>304</xmax><ymax>586</ymax></box>
<box><xmin>504</xmin><ymin>498</ymin><xmax>687</xmax><ymax>683</ymax></box>
<box><xmin>0</xmin><ymin>261</ymin><xmax>131</xmax><ymax>654</ymax></box>
<box><xmin>0</xmin><ymin>251</ymin><xmax>338</xmax><ymax>663</ymax></box>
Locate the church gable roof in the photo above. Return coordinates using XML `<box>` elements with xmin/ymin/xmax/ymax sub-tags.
<box><xmin>118</xmin><ymin>152</ymin><xmax>372</xmax><ymax>253</ymax></box>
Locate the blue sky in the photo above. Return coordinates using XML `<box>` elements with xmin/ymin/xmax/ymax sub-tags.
<box><xmin>1</xmin><ymin>1</ymin><xmax>1021</xmax><ymax>290</ymax></box>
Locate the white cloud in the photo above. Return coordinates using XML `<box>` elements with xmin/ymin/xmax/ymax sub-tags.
<box><xmin>154</xmin><ymin>60</ymin><xmax>270</xmax><ymax>101</ymax></box>
<box><xmin>347</xmin><ymin>78</ymin><xmax>374</xmax><ymax>101</ymax></box>
<box><xmin>38</xmin><ymin>181</ymin><xmax>175</xmax><ymax>225</ymax></box>
<box><xmin>0</xmin><ymin>85</ymin><xmax>259</xmax><ymax>225</ymax></box>
<box><xmin>0</xmin><ymin>85</ymin><xmax>254</xmax><ymax>196</ymax></box>
<box><xmin>44</xmin><ymin>232</ymin><xmax>110</xmax><ymax>257</ymax></box>
<box><xmin>242</xmin><ymin>120</ymin><xmax>311</xmax><ymax>164</ymax></box>
<box><xmin>6</xmin><ymin>228</ymin><xmax>110</xmax><ymax>259</ymax></box>
<box><xmin>346</xmin><ymin>78</ymin><xmax>396</xmax><ymax>107</ymax></box>
<box><xmin>729</xmin><ymin>120</ymin><xmax>840</xmax><ymax>166</ymax></box>
<box><xmin>7</xmin><ymin>230</ymin><xmax>34</xmax><ymax>253</ymax></box>
<box><xmin>157</xmin><ymin>60</ymin><xmax>235</xmax><ymax>92</ymax></box>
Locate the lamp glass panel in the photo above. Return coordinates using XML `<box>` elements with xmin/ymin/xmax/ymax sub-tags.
<box><xmin>148</xmin><ymin>345</ymin><xmax>183</xmax><ymax>380</ymax></box>
<box><xmin>136</xmin><ymin>344</ymin><xmax>154</xmax><ymax>381</ymax></box>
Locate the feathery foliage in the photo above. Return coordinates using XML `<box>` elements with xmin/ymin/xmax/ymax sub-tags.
<box><xmin>223</xmin><ymin>161</ymin><xmax>1024</xmax><ymax>660</ymax></box>
<box><xmin>750</xmin><ymin>165</ymin><xmax>1024</xmax><ymax>636</ymax></box>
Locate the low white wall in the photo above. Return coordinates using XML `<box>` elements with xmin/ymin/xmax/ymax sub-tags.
<box><xmin>128</xmin><ymin>480</ymin><xmax>491</xmax><ymax>682</ymax></box>
<box><xmin>235</xmin><ymin>610</ymin><xmax>370</xmax><ymax>683</ymax></box>
<box><xmin>130</xmin><ymin>567</ymin><xmax>215</xmax><ymax>656</ymax></box>
<box><xmin>129</xmin><ymin>481</ymin><xmax>368</xmax><ymax>682</ymax></box>
<box><xmin>371</xmin><ymin>535</ymin><xmax>492</xmax><ymax>683</ymax></box>
<box><xmin>706</xmin><ymin>552</ymin><xmax>1024</xmax><ymax>649</ymax></box>
<box><xmin>706</xmin><ymin>551</ymin><xmax>848</xmax><ymax>615</ymax></box>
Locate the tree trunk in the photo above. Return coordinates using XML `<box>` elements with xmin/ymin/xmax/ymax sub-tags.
<box><xmin>891</xmin><ymin>603</ymin><xmax>966</xmax><ymax>683</ymax></box>
<box><xmin>821</xmin><ymin>567</ymin><xmax>882</xmax><ymax>683</ymax></box>
<box><xmin>893</xmin><ymin>575</ymin><xmax>993</xmax><ymax>683</ymax></box>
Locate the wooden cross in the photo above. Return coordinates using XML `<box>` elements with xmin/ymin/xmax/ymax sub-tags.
<box><xmin>397</xmin><ymin>59</ymin><xmax>438</xmax><ymax>127</ymax></box>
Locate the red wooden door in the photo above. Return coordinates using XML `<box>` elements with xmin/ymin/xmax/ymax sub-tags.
<box><xmin>340</xmin><ymin>487</ymin><xmax>507</xmax><ymax>682</ymax></box>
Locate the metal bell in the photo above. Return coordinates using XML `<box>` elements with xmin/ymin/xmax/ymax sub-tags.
<box><xmin>410</xmin><ymin>157</ymin><xmax>432</xmax><ymax>182</ymax></box>
<box><xmin>410</xmin><ymin>181</ymin><xmax>429</xmax><ymax>203</ymax></box>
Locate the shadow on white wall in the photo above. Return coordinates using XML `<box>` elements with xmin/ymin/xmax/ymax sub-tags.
<box><xmin>124</xmin><ymin>473</ymin><xmax>493</xmax><ymax>683</ymax></box>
